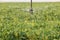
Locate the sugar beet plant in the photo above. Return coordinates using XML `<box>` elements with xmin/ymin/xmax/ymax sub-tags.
<box><xmin>0</xmin><ymin>2</ymin><xmax>60</xmax><ymax>40</ymax></box>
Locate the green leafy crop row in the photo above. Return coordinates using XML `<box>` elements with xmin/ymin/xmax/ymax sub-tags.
<box><xmin>0</xmin><ymin>2</ymin><xmax>60</xmax><ymax>40</ymax></box>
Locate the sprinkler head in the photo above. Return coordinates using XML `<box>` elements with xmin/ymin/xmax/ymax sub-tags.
<box><xmin>30</xmin><ymin>8</ymin><xmax>33</xmax><ymax>14</ymax></box>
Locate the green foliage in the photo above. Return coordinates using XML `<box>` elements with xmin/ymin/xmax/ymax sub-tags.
<box><xmin>0</xmin><ymin>2</ymin><xmax>60</xmax><ymax>40</ymax></box>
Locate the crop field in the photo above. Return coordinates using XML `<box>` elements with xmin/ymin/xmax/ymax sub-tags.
<box><xmin>0</xmin><ymin>2</ymin><xmax>60</xmax><ymax>40</ymax></box>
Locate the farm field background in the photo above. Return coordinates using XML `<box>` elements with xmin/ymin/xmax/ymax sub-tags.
<box><xmin>0</xmin><ymin>2</ymin><xmax>60</xmax><ymax>40</ymax></box>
